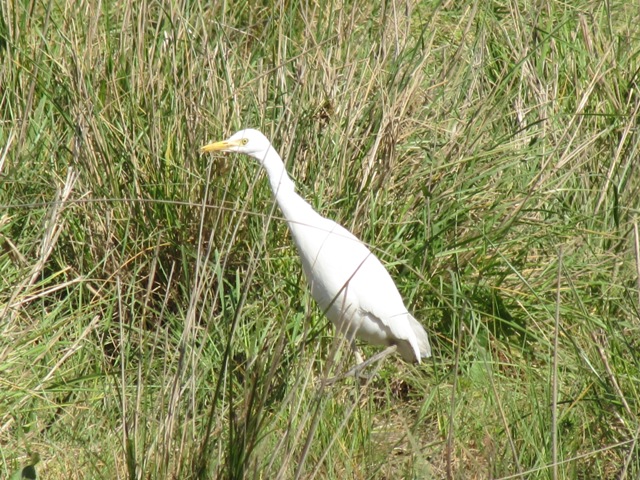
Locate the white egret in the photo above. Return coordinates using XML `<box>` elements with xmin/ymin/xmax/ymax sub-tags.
<box><xmin>201</xmin><ymin>129</ymin><xmax>431</xmax><ymax>367</ymax></box>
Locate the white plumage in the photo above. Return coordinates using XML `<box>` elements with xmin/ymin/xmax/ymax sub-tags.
<box><xmin>201</xmin><ymin>129</ymin><xmax>431</xmax><ymax>363</ymax></box>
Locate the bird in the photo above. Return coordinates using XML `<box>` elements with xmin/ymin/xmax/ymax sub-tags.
<box><xmin>200</xmin><ymin>129</ymin><xmax>431</xmax><ymax>367</ymax></box>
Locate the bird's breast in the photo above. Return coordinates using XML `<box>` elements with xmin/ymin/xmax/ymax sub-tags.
<box><xmin>289</xmin><ymin>221</ymin><xmax>373</xmax><ymax>318</ymax></box>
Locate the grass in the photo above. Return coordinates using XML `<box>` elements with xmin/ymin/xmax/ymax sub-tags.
<box><xmin>1</xmin><ymin>0</ymin><xmax>640</xmax><ymax>478</ymax></box>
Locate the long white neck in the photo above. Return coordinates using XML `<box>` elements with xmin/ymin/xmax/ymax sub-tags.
<box><xmin>257</xmin><ymin>146</ymin><xmax>317</xmax><ymax>223</ymax></box>
<box><xmin>258</xmin><ymin>146</ymin><xmax>296</xmax><ymax>198</ymax></box>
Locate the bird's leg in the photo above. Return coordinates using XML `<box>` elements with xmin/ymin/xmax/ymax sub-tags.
<box><xmin>353</xmin><ymin>345</ymin><xmax>365</xmax><ymax>365</ymax></box>
<box><xmin>345</xmin><ymin>345</ymin><xmax>398</xmax><ymax>381</ymax></box>
<box><xmin>351</xmin><ymin>344</ymin><xmax>367</xmax><ymax>384</ymax></box>
<box><xmin>326</xmin><ymin>345</ymin><xmax>397</xmax><ymax>385</ymax></box>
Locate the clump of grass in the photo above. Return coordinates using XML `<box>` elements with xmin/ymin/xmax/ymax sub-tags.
<box><xmin>1</xmin><ymin>0</ymin><xmax>639</xmax><ymax>478</ymax></box>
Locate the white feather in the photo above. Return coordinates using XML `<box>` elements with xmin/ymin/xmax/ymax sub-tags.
<box><xmin>201</xmin><ymin>129</ymin><xmax>431</xmax><ymax>363</ymax></box>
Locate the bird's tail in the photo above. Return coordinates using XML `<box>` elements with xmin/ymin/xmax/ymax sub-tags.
<box><xmin>408</xmin><ymin>314</ymin><xmax>432</xmax><ymax>360</ymax></box>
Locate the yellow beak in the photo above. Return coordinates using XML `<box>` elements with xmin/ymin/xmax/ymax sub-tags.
<box><xmin>200</xmin><ymin>139</ymin><xmax>243</xmax><ymax>153</ymax></box>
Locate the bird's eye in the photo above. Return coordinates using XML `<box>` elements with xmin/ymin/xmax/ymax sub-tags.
<box><xmin>241</xmin><ymin>138</ymin><xmax>249</xmax><ymax>145</ymax></box>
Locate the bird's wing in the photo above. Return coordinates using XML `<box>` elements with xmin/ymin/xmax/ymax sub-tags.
<box><xmin>352</xmin><ymin>251</ymin><xmax>425</xmax><ymax>361</ymax></box>
<box><xmin>289</xmin><ymin>214</ymin><xmax>429</xmax><ymax>361</ymax></box>
<box><xmin>312</xmin><ymin>222</ymin><xmax>425</xmax><ymax>358</ymax></box>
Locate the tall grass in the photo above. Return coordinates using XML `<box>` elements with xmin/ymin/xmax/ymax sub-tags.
<box><xmin>1</xmin><ymin>0</ymin><xmax>639</xmax><ymax>478</ymax></box>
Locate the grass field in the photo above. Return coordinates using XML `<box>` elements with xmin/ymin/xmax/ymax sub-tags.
<box><xmin>2</xmin><ymin>0</ymin><xmax>640</xmax><ymax>478</ymax></box>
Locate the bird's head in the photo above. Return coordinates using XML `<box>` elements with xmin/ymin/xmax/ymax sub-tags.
<box><xmin>200</xmin><ymin>129</ymin><xmax>272</xmax><ymax>161</ymax></box>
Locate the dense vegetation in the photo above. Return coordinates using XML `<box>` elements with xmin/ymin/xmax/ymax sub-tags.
<box><xmin>1</xmin><ymin>0</ymin><xmax>639</xmax><ymax>478</ymax></box>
